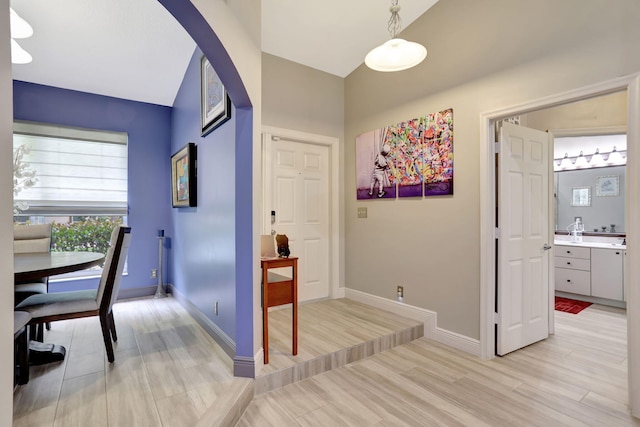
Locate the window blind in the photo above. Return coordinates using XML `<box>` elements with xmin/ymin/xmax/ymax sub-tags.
<box><xmin>13</xmin><ymin>121</ymin><xmax>128</xmax><ymax>216</ymax></box>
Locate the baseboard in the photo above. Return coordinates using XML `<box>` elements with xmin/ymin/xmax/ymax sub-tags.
<box><xmin>344</xmin><ymin>288</ymin><xmax>480</xmax><ymax>356</ymax></box>
<box><xmin>233</xmin><ymin>356</ymin><xmax>255</xmax><ymax>378</ymax></box>
<box><xmin>168</xmin><ymin>285</ymin><xmax>238</xmax><ymax>362</ymax></box>
<box><xmin>117</xmin><ymin>285</ymin><xmax>156</xmax><ymax>300</ymax></box>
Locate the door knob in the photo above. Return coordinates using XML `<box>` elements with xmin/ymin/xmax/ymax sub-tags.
<box><xmin>543</xmin><ymin>244</ymin><xmax>552</xmax><ymax>251</ymax></box>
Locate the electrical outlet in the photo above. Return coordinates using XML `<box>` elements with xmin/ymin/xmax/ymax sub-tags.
<box><xmin>397</xmin><ymin>285</ymin><xmax>404</xmax><ymax>300</ymax></box>
<box><xmin>214</xmin><ymin>301</ymin><xmax>219</xmax><ymax>315</ymax></box>
<box><xmin>150</xmin><ymin>269</ymin><xmax>157</xmax><ymax>279</ymax></box>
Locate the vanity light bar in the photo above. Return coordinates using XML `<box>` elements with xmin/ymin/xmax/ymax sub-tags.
<box><xmin>554</xmin><ymin>147</ymin><xmax>626</xmax><ymax>171</ymax></box>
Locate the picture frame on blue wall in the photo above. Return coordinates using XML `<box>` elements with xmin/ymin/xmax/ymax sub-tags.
<box><xmin>201</xmin><ymin>55</ymin><xmax>231</xmax><ymax>136</ymax></box>
<box><xmin>171</xmin><ymin>143</ymin><xmax>197</xmax><ymax>208</ymax></box>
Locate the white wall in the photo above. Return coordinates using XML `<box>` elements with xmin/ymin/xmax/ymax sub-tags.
<box><xmin>1</xmin><ymin>0</ymin><xmax>14</xmax><ymax>423</ymax></box>
<box><xmin>344</xmin><ymin>0</ymin><xmax>640</xmax><ymax>339</ymax></box>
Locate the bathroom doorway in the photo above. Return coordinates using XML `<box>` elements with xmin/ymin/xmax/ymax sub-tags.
<box><xmin>480</xmin><ymin>75</ymin><xmax>640</xmax><ymax>414</ymax></box>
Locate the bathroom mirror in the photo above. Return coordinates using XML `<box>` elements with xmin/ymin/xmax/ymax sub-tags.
<box><xmin>554</xmin><ymin>132</ymin><xmax>626</xmax><ymax>234</ymax></box>
<box><xmin>570</xmin><ymin>187</ymin><xmax>591</xmax><ymax>207</ymax></box>
<box><xmin>555</xmin><ymin>165</ymin><xmax>625</xmax><ymax>233</ymax></box>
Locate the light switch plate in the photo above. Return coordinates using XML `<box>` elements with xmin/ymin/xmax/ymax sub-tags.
<box><xmin>357</xmin><ymin>207</ymin><xmax>368</xmax><ymax>219</ymax></box>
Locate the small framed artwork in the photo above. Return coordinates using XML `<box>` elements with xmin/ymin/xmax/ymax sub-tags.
<box><xmin>596</xmin><ymin>175</ymin><xmax>619</xmax><ymax>197</ymax></box>
<box><xmin>571</xmin><ymin>187</ymin><xmax>591</xmax><ymax>207</ymax></box>
<box><xmin>171</xmin><ymin>143</ymin><xmax>197</xmax><ymax>208</ymax></box>
<box><xmin>201</xmin><ymin>55</ymin><xmax>231</xmax><ymax>136</ymax></box>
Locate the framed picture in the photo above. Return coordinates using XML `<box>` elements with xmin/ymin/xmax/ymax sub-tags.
<box><xmin>201</xmin><ymin>55</ymin><xmax>231</xmax><ymax>136</ymax></box>
<box><xmin>570</xmin><ymin>187</ymin><xmax>591</xmax><ymax>207</ymax></box>
<box><xmin>171</xmin><ymin>143</ymin><xmax>197</xmax><ymax>208</ymax></box>
<box><xmin>596</xmin><ymin>175</ymin><xmax>619</xmax><ymax>197</ymax></box>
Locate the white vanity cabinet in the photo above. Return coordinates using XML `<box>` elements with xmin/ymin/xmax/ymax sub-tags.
<box><xmin>555</xmin><ymin>246</ymin><xmax>591</xmax><ymax>296</ymax></box>
<box><xmin>591</xmin><ymin>248</ymin><xmax>624</xmax><ymax>301</ymax></box>
<box><xmin>554</xmin><ymin>243</ymin><xmax>625</xmax><ymax>303</ymax></box>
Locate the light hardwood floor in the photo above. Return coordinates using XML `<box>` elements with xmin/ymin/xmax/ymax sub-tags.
<box><xmin>14</xmin><ymin>297</ymin><xmax>637</xmax><ymax>426</ymax></box>
<box><xmin>13</xmin><ymin>296</ymin><xmax>245</xmax><ymax>427</ymax></box>
<box><xmin>239</xmin><ymin>304</ymin><xmax>639</xmax><ymax>426</ymax></box>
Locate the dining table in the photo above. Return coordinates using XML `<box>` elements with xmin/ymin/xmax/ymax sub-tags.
<box><xmin>14</xmin><ymin>251</ymin><xmax>105</xmax><ymax>367</ymax></box>
<box><xmin>14</xmin><ymin>251</ymin><xmax>105</xmax><ymax>282</ymax></box>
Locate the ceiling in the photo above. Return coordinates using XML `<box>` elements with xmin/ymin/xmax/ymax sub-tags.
<box><xmin>10</xmin><ymin>0</ymin><xmax>438</xmax><ymax>107</ymax></box>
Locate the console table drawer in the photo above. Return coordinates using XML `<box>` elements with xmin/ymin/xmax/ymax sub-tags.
<box><xmin>555</xmin><ymin>268</ymin><xmax>590</xmax><ymax>295</ymax></box>
<box><xmin>555</xmin><ymin>245</ymin><xmax>590</xmax><ymax>259</ymax></box>
<box><xmin>555</xmin><ymin>256</ymin><xmax>590</xmax><ymax>271</ymax></box>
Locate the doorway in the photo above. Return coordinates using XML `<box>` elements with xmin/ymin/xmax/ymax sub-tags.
<box><xmin>262</xmin><ymin>126</ymin><xmax>342</xmax><ymax>301</ymax></box>
<box><xmin>479</xmin><ymin>74</ymin><xmax>640</xmax><ymax>416</ymax></box>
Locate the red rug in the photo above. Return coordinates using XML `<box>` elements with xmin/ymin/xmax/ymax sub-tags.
<box><xmin>555</xmin><ymin>296</ymin><xmax>592</xmax><ymax>314</ymax></box>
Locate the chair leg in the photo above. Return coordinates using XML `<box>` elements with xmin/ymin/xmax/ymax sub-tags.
<box><xmin>99</xmin><ymin>313</ymin><xmax>115</xmax><ymax>363</ymax></box>
<box><xmin>46</xmin><ymin>322</ymin><xmax>51</xmax><ymax>331</ymax></box>
<box><xmin>108</xmin><ymin>311</ymin><xmax>117</xmax><ymax>342</ymax></box>
<box><xmin>29</xmin><ymin>324</ymin><xmax>43</xmax><ymax>343</ymax></box>
<box><xmin>36</xmin><ymin>323</ymin><xmax>44</xmax><ymax>342</ymax></box>
<box><xmin>15</xmin><ymin>326</ymin><xmax>29</xmax><ymax>385</ymax></box>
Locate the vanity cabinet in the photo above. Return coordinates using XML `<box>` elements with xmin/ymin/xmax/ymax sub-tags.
<box><xmin>554</xmin><ymin>244</ymin><xmax>625</xmax><ymax>302</ymax></box>
<box><xmin>555</xmin><ymin>247</ymin><xmax>591</xmax><ymax>296</ymax></box>
<box><xmin>591</xmin><ymin>248</ymin><xmax>624</xmax><ymax>301</ymax></box>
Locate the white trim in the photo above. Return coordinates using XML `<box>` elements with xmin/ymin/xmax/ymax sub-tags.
<box><xmin>480</xmin><ymin>74</ymin><xmax>640</xmax><ymax>416</ymax></box>
<box><xmin>345</xmin><ymin>288</ymin><xmax>480</xmax><ymax>356</ymax></box>
<box><xmin>261</xmin><ymin>126</ymin><xmax>342</xmax><ymax>301</ymax></box>
<box><xmin>548</xmin><ymin>126</ymin><xmax>627</xmax><ymax>138</ymax></box>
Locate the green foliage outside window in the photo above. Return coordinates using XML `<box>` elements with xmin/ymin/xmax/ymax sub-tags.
<box><xmin>52</xmin><ymin>217</ymin><xmax>123</xmax><ymax>255</ymax></box>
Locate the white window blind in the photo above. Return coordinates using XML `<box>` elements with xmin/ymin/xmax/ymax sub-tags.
<box><xmin>13</xmin><ymin>121</ymin><xmax>128</xmax><ymax>216</ymax></box>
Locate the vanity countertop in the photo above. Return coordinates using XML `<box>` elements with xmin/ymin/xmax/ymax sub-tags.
<box><xmin>554</xmin><ymin>240</ymin><xmax>626</xmax><ymax>250</ymax></box>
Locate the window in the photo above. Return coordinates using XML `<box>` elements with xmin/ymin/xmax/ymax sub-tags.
<box><xmin>13</xmin><ymin>121</ymin><xmax>128</xmax><ymax>281</ymax></box>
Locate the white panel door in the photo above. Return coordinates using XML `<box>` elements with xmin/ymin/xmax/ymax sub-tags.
<box><xmin>497</xmin><ymin>122</ymin><xmax>551</xmax><ymax>356</ymax></box>
<box><xmin>271</xmin><ymin>138</ymin><xmax>330</xmax><ymax>302</ymax></box>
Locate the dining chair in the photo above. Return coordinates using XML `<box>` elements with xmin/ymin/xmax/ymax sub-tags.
<box><xmin>16</xmin><ymin>226</ymin><xmax>131</xmax><ymax>363</ymax></box>
<box><xmin>14</xmin><ymin>223</ymin><xmax>52</xmax><ymax>304</ymax></box>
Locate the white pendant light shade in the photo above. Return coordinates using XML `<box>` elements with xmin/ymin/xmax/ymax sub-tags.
<box><xmin>607</xmin><ymin>146</ymin><xmax>624</xmax><ymax>165</ymax></box>
<box><xmin>574</xmin><ymin>151</ymin><xmax>588</xmax><ymax>168</ymax></box>
<box><xmin>365</xmin><ymin>38</ymin><xmax>427</xmax><ymax>72</ymax></box>
<box><xmin>365</xmin><ymin>0</ymin><xmax>427</xmax><ymax>72</ymax></box>
<box><xmin>559</xmin><ymin>153</ymin><xmax>572</xmax><ymax>169</ymax></box>
<box><xmin>10</xmin><ymin>8</ymin><xmax>33</xmax><ymax>39</ymax></box>
<box><xmin>590</xmin><ymin>148</ymin><xmax>605</xmax><ymax>166</ymax></box>
<box><xmin>11</xmin><ymin>39</ymin><xmax>32</xmax><ymax>64</ymax></box>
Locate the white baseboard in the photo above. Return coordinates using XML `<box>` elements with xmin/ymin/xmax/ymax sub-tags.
<box><xmin>332</xmin><ymin>287</ymin><xmax>346</xmax><ymax>299</ymax></box>
<box><xmin>344</xmin><ymin>288</ymin><xmax>480</xmax><ymax>357</ymax></box>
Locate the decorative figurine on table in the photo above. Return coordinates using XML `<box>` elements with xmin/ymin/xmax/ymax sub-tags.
<box><xmin>275</xmin><ymin>234</ymin><xmax>290</xmax><ymax>258</ymax></box>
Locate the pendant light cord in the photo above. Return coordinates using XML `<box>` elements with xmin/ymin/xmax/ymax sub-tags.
<box><xmin>388</xmin><ymin>0</ymin><xmax>402</xmax><ymax>38</ymax></box>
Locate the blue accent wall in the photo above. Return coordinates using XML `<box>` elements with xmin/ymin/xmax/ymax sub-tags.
<box><xmin>13</xmin><ymin>80</ymin><xmax>173</xmax><ymax>293</ymax></box>
<box><xmin>170</xmin><ymin>48</ymin><xmax>237</xmax><ymax>341</ymax></box>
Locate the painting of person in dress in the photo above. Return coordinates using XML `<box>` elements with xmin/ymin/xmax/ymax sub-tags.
<box><xmin>369</xmin><ymin>144</ymin><xmax>391</xmax><ymax>198</ymax></box>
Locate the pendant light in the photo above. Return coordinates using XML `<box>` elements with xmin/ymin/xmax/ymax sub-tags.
<box><xmin>365</xmin><ymin>0</ymin><xmax>427</xmax><ymax>72</ymax></box>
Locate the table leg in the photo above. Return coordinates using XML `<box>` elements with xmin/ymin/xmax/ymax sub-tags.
<box><xmin>292</xmin><ymin>258</ymin><xmax>298</xmax><ymax>356</ymax></box>
<box><xmin>262</xmin><ymin>266</ymin><xmax>269</xmax><ymax>364</ymax></box>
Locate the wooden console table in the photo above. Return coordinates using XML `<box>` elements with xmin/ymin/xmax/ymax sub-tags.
<box><xmin>261</xmin><ymin>256</ymin><xmax>298</xmax><ymax>364</ymax></box>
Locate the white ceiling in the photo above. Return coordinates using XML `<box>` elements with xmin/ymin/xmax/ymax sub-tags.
<box><xmin>10</xmin><ymin>0</ymin><xmax>438</xmax><ymax>107</ymax></box>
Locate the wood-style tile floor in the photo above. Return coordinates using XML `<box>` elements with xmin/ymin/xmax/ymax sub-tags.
<box><xmin>239</xmin><ymin>304</ymin><xmax>639</xmax><ymax>426</ymax></box>
<box><xmin>13</xmin><ymin>297</ymin><xmax>637</xmax><ymax>426</ymax></box>
<box><xmin>13</xmin><ymin>296</ymin><xmax>242</xmax><ymax>427</ymax></box>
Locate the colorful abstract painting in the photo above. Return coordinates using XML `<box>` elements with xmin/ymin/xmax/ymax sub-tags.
<box><xmin>355</xmin><ymin>108</ymin><xmax>453</xmax><ymax>200</ymax></box>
